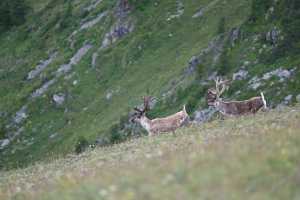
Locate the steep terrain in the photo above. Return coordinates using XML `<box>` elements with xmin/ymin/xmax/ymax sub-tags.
<box><xmin>0</xmin><ymin>0</ymin><xmax>299</xmax><ymax>169</ymax></box>
<box><xmin>0</xmin><ymin>106</ymin><xmax>300</xmax><ymax>199</ymax></box>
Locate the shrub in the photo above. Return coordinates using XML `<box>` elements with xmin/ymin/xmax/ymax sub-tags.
<box><xmin>74</xmin><ymin>136</ymin><xmax>89</xmax><ymax>154</ymax></box>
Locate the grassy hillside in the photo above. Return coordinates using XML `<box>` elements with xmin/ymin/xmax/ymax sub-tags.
<box><xmin>1</xmin><ymin>106</ymin><xmax>300</xmax><ymax>199</ymax></box>
<box><xmin>0</xmin><ymin>0</ymin><xmax>300</xmax><ymax>169</ymax></box>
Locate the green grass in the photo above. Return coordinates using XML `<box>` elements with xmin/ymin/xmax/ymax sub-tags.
<box><xmin>0</xmin><ymin>0</ymin><xmax>254</xmax><ymax>168</ymax></box>
<box><xmin>0</xmin><ymin>0</ymin><xmax>300</xmax><ymax>170</ymax></box>
<box><xmin>1</xmin><ymin>106</ymin><xmax>300</xmax><ymax>200</ymax></box>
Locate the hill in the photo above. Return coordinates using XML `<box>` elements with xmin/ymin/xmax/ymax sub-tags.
<box><xmin>1</xmin><ymin>106</ymin><xmax>300</xmax><ymax>199</ymax></box>
<box><xmin>0</xmin><ymin>0</ymin><xmax>299</xmax><ymax>169</ymax></box>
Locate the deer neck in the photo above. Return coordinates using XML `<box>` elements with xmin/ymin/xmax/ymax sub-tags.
<box><xmin>214</xmin><ymin>99</ymin><xmax>226</xmax><ymax>113</ymax></box>
<box><xmin>139</xmin><ymin>116</ymin><xmax>152</xmax><ymax>132</ymax></box>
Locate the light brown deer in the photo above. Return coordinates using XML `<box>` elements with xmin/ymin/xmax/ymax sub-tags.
<box><xmin>207</xmin><ymin>77</ymin><xmax>267</xmax><ymax>117</ymax></box>
<box><xmin>131</xmin><ymin>97</ymin><xmax>189</xmax><ymax>136</ymax></box>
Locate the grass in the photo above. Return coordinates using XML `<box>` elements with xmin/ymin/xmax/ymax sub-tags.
<box><xmin>0</xmin><ymin>0</ymin><xmax>254</xmax><ymax>168</ymax></box>
<box><xmin>0</xmin><ymin>106</ymin><xmax>300</xmax><ymax>199</ymax></box>
<box><xmin>0</xmin><ymin>0</ymin><xmax>299</xmax><ymax>170</ymax></box>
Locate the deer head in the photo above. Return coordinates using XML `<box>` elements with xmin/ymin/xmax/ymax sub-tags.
<box><xmin>130</xmin><ymin>96</ymin><xmax>152</xmax><ymax>123</ymax></box>
<box><xmin>207</xmin><ymin>77</ymin><xmax>230</xmax><ymax>106</ymax></box>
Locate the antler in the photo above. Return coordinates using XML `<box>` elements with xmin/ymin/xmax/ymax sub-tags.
<box><xmin>133</xmin><ymin>96</ymin><xmax>152</xmax><ymax>114</ymax></box>
<box><xmin>214</xmin><ymin>77</ymin><xmax>230</xmax><ymax>98</ymax></box>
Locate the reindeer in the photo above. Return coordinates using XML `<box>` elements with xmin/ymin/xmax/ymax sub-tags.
<box><xmin>131</xmin><ymin>97</ymin><xmax>190</xmax><ymax>136</ymax></box>
<box><xmin>207</xmin><ymin>77</ymin><xmax>267</xmax><ymax>117</ymax></box>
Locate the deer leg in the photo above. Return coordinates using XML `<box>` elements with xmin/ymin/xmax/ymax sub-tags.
<box><xmin>148</xmin><ymin>132</ymin><xmax>154</xmax><ymax>137</ymax></box>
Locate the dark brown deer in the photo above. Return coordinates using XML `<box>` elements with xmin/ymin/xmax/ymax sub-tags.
<box><xmin>131</xmin><ymin>97</ymin><xmax>189</xmax><ymax>136</ymax></box>
<box><xmin>207</xmin><ymin>77</ymin><xmax>267</xmax><ymax>117</ymax></box>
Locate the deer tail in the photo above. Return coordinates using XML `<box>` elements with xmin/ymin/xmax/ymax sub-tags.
<box><xmin>260</xmin><ymin>92</ymin><xmax>267</xmax><ymax>109</ymax></box>
<box><xmin>183</xmin><ymin>104</ymin><xmax>187</xmax><ymax>113</ymax></box>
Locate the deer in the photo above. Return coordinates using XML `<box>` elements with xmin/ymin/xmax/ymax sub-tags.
<box><xmin>131</xmin><ymin>97</ymin><xmax>190</xmax><ymax>136</ymax></box>
<box><xmin>206</xmin><ymin>77</ymin><xmax>267</xmax><ymax>117</ymax></box>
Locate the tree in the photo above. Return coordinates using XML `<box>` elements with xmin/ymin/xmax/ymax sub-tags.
<box><xmin>0</xmin><ymin>0</ymin><xmax>29</xmax><ymax>33</ymax></box>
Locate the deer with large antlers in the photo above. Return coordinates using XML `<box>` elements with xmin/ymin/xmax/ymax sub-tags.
<box><xmin>207</xmin><ymin>77</ymin><xmax>267</xmax><ymax>117</ymax></box>
<box><xmin>131</xmin><ymin>97</ymin><xmax>190</xmax><ymax>136</ymax></box>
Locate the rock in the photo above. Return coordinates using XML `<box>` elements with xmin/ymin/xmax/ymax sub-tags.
<box><xmin>0</xmin><ymin>139</ymin><xmax>10</xmax><ymax>149</ymax></box>
<box><xmin>192</xmin><ymin>0</ymin><xmax>220</xmax><ymax>18</ymax></box>
<box><xmin>14</xmin><ymin>105</ymin><xmax>28</xmax><ymax>124</ymax></box>
<box><xmin>100</xmin><ymin>19</ymin><xmax>134</xmax><ymax>49</ymax></box>
<box><xmin>31</xmin><ymin>79</ymin><xmax>56</xmax><ymax>98</ymax></box>
<box><xmin>92</xmin><ymin>52</ymin><xmax>98</xmax><ymax>68</ymax></box>
<box><xmin>73</xmin><ymin>80</ymin><xmax>78</xmax><ymax>85</ymax></box>
<box><xmin>229</xmin><ymin>27</ymin><xmax>240</xmax><ymax>46</ymax></box>
<box><xmin>184</xmin><ymin>56</ymin><xmax>199</xmax><ymax>75</ymax></box>
<box><xmin>84</xmin><ymin>0</ymin><xmax>103</xmax><ymax>12</ymax></box>
<box><xmin>80</xmin><ymin>11</ymin><xmax>108</xmax><ymax>30</ymax></box>
<box><xmin>106</xmin><ymin>92</ymin><xmax>113</xmax><ymax>100</ymax></box>
<box><xmin>49</xmin><ymin>133</ymin><xmax>58</xmax><ymax>139</ymax></box>
<box><xmin>296</xmin><ymin>94</ymin><xmax>300</xmax><ymax>103</ymax></box>
<box><xmin>248</xmin><ymin>76</ymin><xmax>261</xmax><ymax>90</ymax></box>
<box><xmin>27</xmin><ymin>52</ymin><xmax>57</xmax><ymax>80</ymax></box>
<box><xmin>192</xmin><ymin>8</ymin><xmax>204</xmax><ymax>18</ymax></box>
<box><xmin>283</xmin><ymin>95</ymin><xmax>293</xmax><ymax>105</ymax></box>
<box><xmin>193</xmin><ymin>107</ymin><xmax>217</xmax><ymax>124</ymax></box>
<box><xmin>232</xmin><ymin>69</ymin><xmax>248</xmax><ymax>81</ymax></box>
<box><xmin>266</xmin><ymin>27</ymin><xmax>280</xmax><ymax>44</ymax></box>
<box><xmin>262</xmin><ymin>68</ymin><xmax>294</xmax><ymax>82</ymax></box>
<box><xmin>166</xmin><ymin>0</ymin><xmax>184</xmax><ymax>21</ymax></box>
<box><xmin>53</xmin><ymin>93</ymin><xmax>65</xmax><ymax>105</ymax></box>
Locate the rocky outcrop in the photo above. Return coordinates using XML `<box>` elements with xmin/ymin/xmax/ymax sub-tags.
<box><xmin>232</xmin><ymin>69</ymin><xmax>248</xmax><ymax>81</ymax></box>
<box><xmin>166</xmin><ymin>0</ymin><xmax>184</xmax><ymax>21</ymax></box>
<box><xmin>248</xmin><ymin>67</ymin><xmax>295</xmax><ymax>90</ymax></box>
<box><xmin>100</xmin><ymin>0</ymin><xmax>134</xmax><ymax>49</ymax></box>
<box><xmin>84</xmin><ymin>0</ymin><xmax>103</xmax><ymax>12</ymax></box>
<box><xmin>193</xmin><ymin>107</ymin><xmax>217</xmax><ymax>124</ymax></box>
<box><xmin>27</xmin><ymin>52</ymin><xmax>57</xmax><ymax>80</ymax></box>
<box><xmin>192</xmin><ymin>0</ymin><xmax>220</xmax><ymax>18</ymax></box>
<box><xmin>101</xmin><ymin>18</ymin><xmax>134</xmax><ymax>49</ymax></box>
<box><xmin>265</xmin><ymin>27</ymin><xmax>281</xmax><ymax>45</ymax></box>
<box><xmin>53</xmin><ymin>93</ymin><xmax>66</xmax><ymax>106</ymax></box>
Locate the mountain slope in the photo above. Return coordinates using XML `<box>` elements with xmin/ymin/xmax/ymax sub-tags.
<box><xmin>1</xmin><ymin>106</ymin><xmax>300</xmax><ymax>199</ymax></box>
<box><xmin>0</xmin><ymin>0</ymin><xmax>299</xmax><ymax>169</ymax></box>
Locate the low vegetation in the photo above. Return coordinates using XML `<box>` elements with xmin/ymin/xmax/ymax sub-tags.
<box><xmin>1</xmin><ymin>106</ymin><xmax>300</xmax><ymax>199</ymax></box>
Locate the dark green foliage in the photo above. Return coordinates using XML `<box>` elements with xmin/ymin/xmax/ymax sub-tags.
<box><xmin>276</xmin><ymin>0</ymin><xmax>300</xmax><ymax>55</ymax></box>
<box><xmin>74</xmin><ymin>136</ymin><xmax>89</xmax><ymax>154</ymax></box>
<box><xmin>248</xmin><ymin>0</ymin><xmax>273</xmax><ymax>23</ymax></box>
<box><xmin>0</xmin><ymin>0</ymin><xmax>29</xmax><ymax>33</ymax></box>
<box><xmin>128</xmin><ymin>0</ymin><xmax>150</xmax><ymax>11</ymax></box>
<box><xmin>58</xmin><ymin>1</ymin><xmax>74</xmax><ymax>31</ymax></box>
<box><xmin>217</xmin><ymin>17</ymin><xmax>226</xmax><ymax>35</ymax></box>
<box><xmin>217</xmin><ymin>48</ymin><xmax>230</xmax><ymax>76</ymax></box>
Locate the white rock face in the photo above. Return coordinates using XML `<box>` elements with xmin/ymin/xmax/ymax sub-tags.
<box><xmin>166</xmin><ymin>0</ymin><xmax>184</xmax><ymax>21</ymax></box>
<box><xmin>80</xmin><ymin>11</ymin><xmax>108</xmax><ymax>30</ymax></box>
<box><xmin>283</xmin><ymin>95</ymin><xmax>293</xmax><ymax>105</ymax></box>
<box><xmin>0</xmin><ymin>139</ymin><xmax>10</xmax><ymax>149</ymax></box>
<box><xmin>53</xmin><ymin>94</ymin><xmax>66</xmax><ymax>105</ymax></box>
<box><xmin>31</xmin><ymin>79</ymin><xmax>56</xmax><ymax>98</ymax></box>
<box><xmin>92</xmin><ymin>52</ymin><xmax>98</xmax><ymax>68</ymax></box>
<box><xmin>32</xmin><ymin>44</ymin><xmax>92</xmax><ymax>98</ymax></box>
<box><xmin>193</xmin><ymin>107</ymin><xmax>217</xmax><ymax>124</ymax></box>
<box><xmin>192</xmin><ymin>0</ymin><xmax>220</xmax><ymax>18</ymax></box>
<box><xmin>248</xmin><ymin>68</ymin><xmax>295</xmax><ymax>90</ymax></box>
<box><xmin>101</xmin><ymin>19</ymin><xmax>135</xmax><ymax>49</ymax></box>
<box><xmin>84</xmin><ymin>0</ymin><xmax>103</xmax><ymax>12</ymax></box>
<box><xmin>296</xmin><ymin>94</ymin><xmax>300</xmax><ymax>103</ymax></box>
<box><xmin>262</xmin><ymin>68</ymin><xmax>293</xmax><ymax>82</ymax></box>
<box><xmin>27</xmin><ymin>52</ymin><xmax>57</xmax><ymax>80</ymax></box>
<box><xmin>232</xmin><ymin>69</ymin><xmax>248</xmax><ymax>81</ymax></box>
<box><xmin>14</xmin><ymin>105</ymin><xmax>28</xmax><ymax>124</ymax></box>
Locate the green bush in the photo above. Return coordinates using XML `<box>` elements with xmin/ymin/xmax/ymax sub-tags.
<box><xmin>0</xmin><ymin>0</ymin><xmax>29</xmax><ymax>32</ymax></box>
<box><xmin>74</xmin><ymin>136</ymin><xmax>89</xmax><ymax>154</ymax></box>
